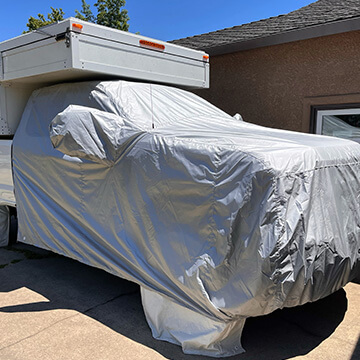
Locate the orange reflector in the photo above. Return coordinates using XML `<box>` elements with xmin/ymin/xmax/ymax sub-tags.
<box><xmin>72</xmin><ymin>23</ymin><xmax>83</xmax><ymax>30</ymax></box>
<box><xmin>139</xmin><ymin>40</ymin><xmax>165</xmax><ymax>51</ymax></box>
<box><xmin>203</xmin><ymin>55</ymin><xmax>209</xmax><ymax>61</ymax></box>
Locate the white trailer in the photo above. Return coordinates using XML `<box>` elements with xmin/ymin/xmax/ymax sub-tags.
<box><xmin>0</xmin><ymin>18</ymin><xmax>209</xmax><ymax>244</ymax></box>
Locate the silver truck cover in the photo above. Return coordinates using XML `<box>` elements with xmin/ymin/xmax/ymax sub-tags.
<box><xmin>12</xmin><ymin>81</ymin><xmax>360</xmax><ymax>357</ymax></box>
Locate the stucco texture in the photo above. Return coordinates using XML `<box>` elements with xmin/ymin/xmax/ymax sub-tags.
<box><xmin>194</xmin><ymin>30</ymin><xmax>360</xmax><ymax>133</ymax></box>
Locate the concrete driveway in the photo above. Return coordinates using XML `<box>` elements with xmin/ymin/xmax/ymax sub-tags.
<box><xmin>0</xmin><ymin>243</ymin><xmax>359</xmax><ymax>360</ymax></box>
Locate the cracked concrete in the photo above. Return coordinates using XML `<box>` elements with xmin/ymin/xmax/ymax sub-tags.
<box><xmin>0</xmin><ymin>243</ymin><xmax>359</xmax><ymax>360</ymax></box>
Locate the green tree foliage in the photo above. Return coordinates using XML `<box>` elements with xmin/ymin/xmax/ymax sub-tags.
<box><xmin>25</xmin><ymin>7</ymin><xmax>65</xmax><ymax>32</ymax></box>
<box><xmin>75</xmin><ymin>0</ymin><xmax>95</xmax><ymax>23</ymax></box>
<box><xmin>76</xmin><ymin>0</ymin><xmax>129</xmax><ymax>31</ymax></box>
<box><xmin>94</xmin><ymin>0</ymin><xmax>129</xmax><ymax>31</ymax></box>
<box><xmin>24</xmin><ymin>1</ymin><xmax>129</xmax><ymax>32</ymax></box>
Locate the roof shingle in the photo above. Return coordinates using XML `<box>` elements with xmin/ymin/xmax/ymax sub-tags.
<box><xmin>171</xmin><ymin>0</ymin><xmax>360</xmax><ymax>51</ymax></box>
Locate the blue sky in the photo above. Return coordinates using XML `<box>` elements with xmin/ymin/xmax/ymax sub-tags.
<box><xmin>0</xmin><ymin>0</ymin><xmax>315</xmax><ymax>42</ymax></box>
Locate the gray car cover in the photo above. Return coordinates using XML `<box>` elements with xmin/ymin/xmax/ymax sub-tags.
<box><xmin>13</xmin><ymin>81</ymin><xmax>360</xmax><ymax>357</ymax></box>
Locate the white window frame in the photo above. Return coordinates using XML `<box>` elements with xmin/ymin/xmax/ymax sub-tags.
<box><xmin>316</xmin><ymin>108</ymin><xmax>360</xmax><ymax>135</ymax></box>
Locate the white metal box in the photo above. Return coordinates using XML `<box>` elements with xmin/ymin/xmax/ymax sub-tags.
<box><xmin>0</xmin><ymin>18</ymin><xmax>209</xmax><ymax>135</ymax></box>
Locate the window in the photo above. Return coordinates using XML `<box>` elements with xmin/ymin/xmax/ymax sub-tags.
<box><xmin>313</xmin><ymin>106</ymin><xmax>360</xmax><ymax>144</ymax></box>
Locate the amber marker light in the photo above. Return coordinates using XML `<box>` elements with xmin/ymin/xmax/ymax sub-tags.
<box><xmin>139</xmin><ymin>40</ymin><xmax>165</xmax><ymax>51</ymax></box>
<box><xmin>72</xmin><ymin>23</ymin><xmax>83</xmax><ymax>30</ymax></box>
<box><xmin>203</xmin><ymin>55</ymin><xmax>209</xmax><ymax>61</ymax></box>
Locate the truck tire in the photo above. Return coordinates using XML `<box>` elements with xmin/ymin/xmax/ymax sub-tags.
<box><xmin>8</xmin><ymin>206</ymin><xmax>18</xmax><ymax>246</ymax></box>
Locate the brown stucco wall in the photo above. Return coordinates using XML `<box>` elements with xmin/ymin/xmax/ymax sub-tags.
<box><xmin>194</xmin><ymin>30</ymin><xmax>360</xmax><ymax>133</ymax></box>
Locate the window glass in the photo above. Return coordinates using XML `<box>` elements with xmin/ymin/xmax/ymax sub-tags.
<box><xmin>337</xmin><ymin>115</ymin><xmax>360</xmax><ymax>128</ymax></box>
<box><xmin>316</xmin><ymin>108</ymin><xmax>360</xmax><ymax>144</ymax></box>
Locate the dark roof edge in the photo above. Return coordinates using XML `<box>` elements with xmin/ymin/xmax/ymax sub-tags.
<box><xmin>205</xmin><ymin>16</ymin><xmax>360</xmax><ymax>56</ymax></box>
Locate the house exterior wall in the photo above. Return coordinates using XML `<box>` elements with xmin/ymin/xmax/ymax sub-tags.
<box><xmin>194</xmin><ymin>30</ymin><xmax>360</xmax><ymax>133</ymax></box>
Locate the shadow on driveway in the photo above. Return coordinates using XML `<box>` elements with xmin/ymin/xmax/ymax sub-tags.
<box><xmin>351</xmin><ymin>335</ymin><xmax>360</xmax><ymax>360</ymax></box>
<box><xmin>0</xmin><ymin>243</ymin><xmax>349</xmax><ymax>360</ymax></box>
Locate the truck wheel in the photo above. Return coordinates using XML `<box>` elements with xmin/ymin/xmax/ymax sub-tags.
<box><xmin>8</xmin><ymin>207</ymin><xmax>18</xmax><ymax>246</ymax></box>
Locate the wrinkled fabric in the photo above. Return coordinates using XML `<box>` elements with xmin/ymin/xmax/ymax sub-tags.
<box><xmin>13</xmin><ymin>80</ymin><xmax>360</xmax><ymax>357</ymax></box>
